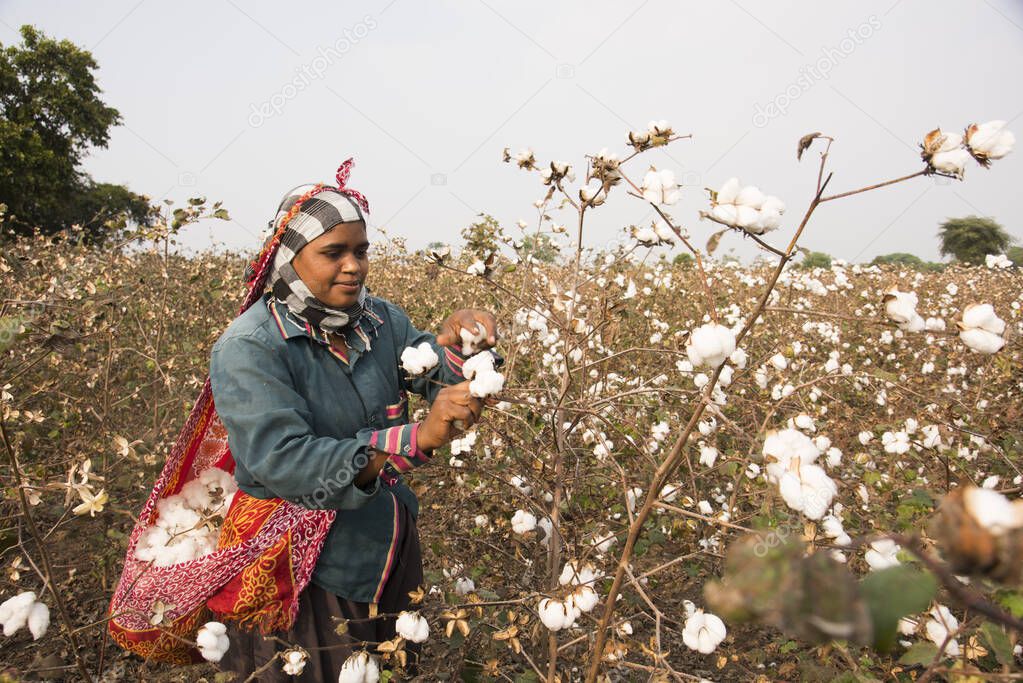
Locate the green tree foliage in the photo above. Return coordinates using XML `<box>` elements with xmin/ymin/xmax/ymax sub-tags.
<box><xmin>870</xmin><ymin>252</ymin><xmax>945</xmax><ymax>272</ymax></box>
<box><xmin>672</xmin><ymin>252</ymin><xmax>693</xmax><ymax>266</ymax></box>
<box><xmin>1006</xmin><ymin>246</ymin><xmax>1023</xmax><ymax>267</ymax></box>
<box><xmin>0</xmin><ymin>25</ymin><xmax>155</xmax><ymax>238</ymax></box>
<box><xmin>937</xmin><ymin>215</ymin><xmax>1012</xmax><ymax>265</ymax></box>
<box><xmin>461</xmin><ymin>213</ymin><xmax>502</xmax><ymax>262</ymax></box>
<box><xmin>518</xmin><ymin>233</ymin><xmax>559</xmax><ymax>263</ymax></box>
<box><xmin>871</xmin><ymin>252</ymin><xmax>924</xmax><ymax>267</ymax></box>
<box><xmin>800</xmin><ymin>251</ymin><xmax>832</xmax><ymax>269</ymax></box>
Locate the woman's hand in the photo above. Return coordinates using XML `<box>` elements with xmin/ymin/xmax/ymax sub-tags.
<box><xmin>418</xmin><ymin>381</ymin><xmax>485</xmax><ymax>452</ymax></box>
<box><xmin>435</xmin><ymin>309</ymin><xmax>499</xmax><ymax>351</ymax></box>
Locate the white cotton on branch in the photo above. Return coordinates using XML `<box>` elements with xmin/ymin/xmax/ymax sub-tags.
<box><xmin>462</xmin><ymin>351</ymin><xmax>505</xmax><ymax>398</ymax></box>
<box><xmin>195</xmin><ymin>621</ymin><xmax>230</xmax><ymax>662</ymax></box>
<box><xmin>958</xmin><ymin>303</ymin><xmax>1006</xmax><ymax>354</ymax></box>
<box><xmin>641</xmin><ymin>168</ymin><xmax>680</xmax><ymax>205</ymax></box>
<box><xmin>339</xmin><ymin>651</ymin><xmax>380</xmax><ymax>683</ymax></box>
<box><xmin>686</xmin><ymin>323</ymin><xmax>736</xmax><ymax>368</ymax></box>
<box><xmin>395</xmin><ymin>611</ymin><xmax>429</xmax><ymax>643</ymax></box>
<box><xmin>709</xmin><ymin>177</ymin><xmax>786</xmax><ymax>235</ymax></box>
<box><xmin>682</xmin><ymin>607</ymin><xmax>727</xmax><ymax>654</ymax></box>
<box><xmin>400</xmin><ymin>342</ymin><xmax>439</xmax><ymax>376</ymax></box>
<box><xmin>965</xmin><ymin>120</ymin><xmax>1015</xmax><ymax>164</ymax></box>
<box><xmin>511</xmin><ymin>509</ymin><xmax>537</xmax><ymax>534</ymax></box>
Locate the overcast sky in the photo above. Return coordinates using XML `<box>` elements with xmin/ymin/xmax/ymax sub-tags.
<box><xmin>3</xmin><ymin>0</ymin><xmax>1022</xmax><ymax>262</ymax></box>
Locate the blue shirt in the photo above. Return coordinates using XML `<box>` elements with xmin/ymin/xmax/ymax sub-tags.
<box><xmin>209</xmin><ymin>293</ymin><xmax>468</xmax><ymax>603</ymax></box>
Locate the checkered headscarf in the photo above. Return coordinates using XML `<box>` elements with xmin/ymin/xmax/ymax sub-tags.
<box><xmin>263</xmin><ymin>159</ymin><xmax>372</xmax><ymax>334</ymax></box>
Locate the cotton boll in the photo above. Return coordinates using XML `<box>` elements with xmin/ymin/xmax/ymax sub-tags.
<box><xmin>641</xmin><ymin>169</ymin><xmax>680</xmax><ymax>205</ymax></box>
<box><xmin>682</xmin><ymin>608</ymin><xmax>727</xmax><ymax>654</ymax></box>
<box><xmin>930</xmin><ymin>148</ymin><xmax>971</xmax><ymax>177</ymax></box>
<box><xmin>571</xmin><ymin>585</ymin><xmax>600</xmax><ymax>613</ymax></box>
<box><xmin>469</xmin><ymin>369</ymin><xmax>505</xmax><ymax>398</ymax></box>
<box><xmin>961</xmin><ymin>303</ymin><xmax>1005</xmax><ymax>334</ymax></box>
<box><xmin>26</xmin><ymin>601</ymin><xmax>49</xmax><ymax>640</ymax></box>
<box><xmin>735</xmin><ymin>185</ymin><xmax>765</xmax><ymax>209</ymax></box>
<box><xmin>716</xmin><ymin>177</ymin><xmax>740</xmax><ymax>204</ymax></box>
<box><xmin>965</xmin><ymin>120</ymin><xmax>1015</xmax><ymax>162</ymax></box>
<box><xmin>511</xmin><ymin>509</ymin><xmax>537</xmax><ymax>534</ymax></box>
<box><xmin>762</xmin><ymin>428</ymin><xmax>821</xmax><ymax>482</ymax></box>
<box><xmin>196</xmin><ymin>621</ymin><xmax>230</xmax><ymax>662</ymax></box>
<box><xmin>538</xmin><ymin>598</ymin><xmax>573</xmax><ymax>631</ymax></box>
<box><xmin>778</xmin><ymin>463</ymin><xmax>836</xmax><ymax>520</ymax></box>
<box><xmin>395</xmin><ymin>611</ymin><xmax>430</xmax><ymax>643</ymax></box>
<box><xmin>960</xmin><ymin>328</ymin><xmax>1005</xmax><ymax>354</ymax></box>
<box><xmin>864</xmin><ymin>539</ymin><xmax>901</xmax><ymax>570</ymax></box>
<box><xmin>459</xmin><ymin>322</ymin><xmax>487</xmax><ymax>353</ymax></box>
<box><xmin>659</xmin><ymin>482</ymin><xmax>683</xmax><ymax>503</ymax></box>
<box><xmin>339</xmin><ymin>651</ymin><xmax>380</xmax><ymax>683</ymax></box>
<box><xmin>625</xmin><ymin>487</ymin><xmax>643</xmax><ymax>514</ymax></box>
<box><xmin>962</xmin><ymin>487</ymin><xmax>1023</xmax><ymax>534</ymax></box>
<box><xmin>925</xmin><ymin>604</ymin><xmax>960</xmax><ymax>657</ymax></box>
<box><xmin>711</xmin><ymin>204</ymin><xmax>738</xmax><ymax>226</ymax></box>
<box><xmin>400</xmin><ymin>342</ymin><xmax>440</xmax><ymax>376</ymax></box>
<box><xmin>0</xmin><ymin>591</ymin><xmax>37</xmax><ymax>637</ymax></box>
<box><xmin>686</xmin><ymin>323</ymin><xmax>737</xmax><ymax>368</ymax></box>
<box><xmin>281</xmin><ymin>649</ymin><xmax>308</xmax><ymax>676</ymax></box>
<box><xmin>699</xmin><ymin>445</ymin><xmax>718</xmax><ymax>468</ymax></box>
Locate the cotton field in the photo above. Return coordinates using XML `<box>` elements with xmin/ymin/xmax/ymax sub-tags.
<box><xmin>2</xmin><ymin>122</ymin><xmax>1022</xmax><ymax>681</ymax></box>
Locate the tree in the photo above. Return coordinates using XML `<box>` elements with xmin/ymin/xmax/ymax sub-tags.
<box><xmin>0</xmin><ymin>25</ymin><xmax>155</xmax><ymax>238</ymax></box>
<box><xmin>800</xmin><ymin>251</ymin><xmax>832</xmax><ymax>269</ymax></box>
<box><xmin>937</xmin><ymin>215</ymin><xmax>1011</xmax><ymax>265</ymax></box>
<box><xmin>871</xmin><ymin>252</ymin><xmax>923</xmax><ymax>267</ymax></box>
<box><xmin>1007</xmin><ymin>246</ymin><xmax>1023</xmax><ymax>267</ymax></box>
<box><xmin>461</xmin><ymin>214</ymin><xmax>502</xmax><ymax>262</ymax></box>
<box><xmin>518</xmin><ymin>233</ymin><xmax>559</xmax><ymax>263</ymax></box>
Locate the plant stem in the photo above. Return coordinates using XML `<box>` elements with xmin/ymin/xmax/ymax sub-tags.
<box><xmin>0</xmin><ymin>411</ymin><xmax>94</xmax><ymax>682</ymax></box>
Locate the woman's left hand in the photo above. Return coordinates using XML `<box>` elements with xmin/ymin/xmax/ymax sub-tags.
<box><xmin>436</xmin><ymin>309</ymin><xmax>499</xmax><ymax>351</ymax></box>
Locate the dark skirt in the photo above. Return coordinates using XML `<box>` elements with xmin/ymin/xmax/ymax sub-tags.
<box><xmin>219</xmin><ymin>503</ymin><xmax>423</xmax><ymax>681</ymax></box>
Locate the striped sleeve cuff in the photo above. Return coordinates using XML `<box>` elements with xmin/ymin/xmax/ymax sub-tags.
<box><xmin>444</xmin><ymin>347</ymin><xmax>467</xmax><ymax>378</ymax></box>
<box><xmin>369</xmin><ymin>422</ymin><xmax>431</xmax><ymax>474</ymax></box>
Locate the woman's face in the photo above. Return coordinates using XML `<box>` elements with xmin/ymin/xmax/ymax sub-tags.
<box><xmin>291</xmin><ymin>220</ymin><xmax>370</xmax><ymax>309</ymax></box>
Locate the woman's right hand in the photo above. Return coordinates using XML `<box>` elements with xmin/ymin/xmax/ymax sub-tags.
<box><xmin>418</xmin><ymin>381</ymin><xmax>484</xmax><ymax>452</ymax></box>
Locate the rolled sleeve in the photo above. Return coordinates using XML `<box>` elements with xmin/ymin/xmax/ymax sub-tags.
<box><xmin>370</xmin><ymin>422</ymin><xmax>432</xmax><ymax>474</ymax></box>
<box><xmin>210</xmin><ymin>334</ymin><xmax>380</xmax><ymax>511</ymax></box>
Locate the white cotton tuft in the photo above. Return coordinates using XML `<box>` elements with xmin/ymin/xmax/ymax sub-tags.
<box><xmin>400</xmin><ymin>342</ymin><xmax>439</xmax><ymax>376</ymax></box>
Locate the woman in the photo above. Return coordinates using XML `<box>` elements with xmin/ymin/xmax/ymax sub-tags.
<box><xmin>209</xmin><ymin>160</ymin><xmax>497</xmax><ymax>679</ymax></box>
